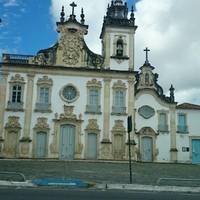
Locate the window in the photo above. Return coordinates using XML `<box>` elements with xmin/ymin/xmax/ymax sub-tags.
<box><xmin>7</xmin><ymin>74</ymin><xmax>25</xmax><ymax>111</ymax></box>
<box><xmin>158</xmin><ymin>113</ymin><xmax>168</xmax><ymax>132</ymax></box>
<box><xmin>112</xmin><ymin>80</ymin><xmax>126</xmax><ymax>115</ymax></box>
<box><xmin>39</xmin><ymin>87</ymin><xmax>49</xmax><ymax>104</ymax></box>
<box><xmin>35</xmin><ymin>76</ymin><xmax>52</xmax><ymax>112</ymax></box>
<box><xmin>62</xmin><ymin>85</ymin><xmax>78</xmax><ymax>102</ymax></box>
<box><xmin>86</xmin><ymin>79</ymin><xmax>102</xmax><ymax>114</ymax></box>
<box><xmin>113</xmin><ymin>90</ymin><xmax>126</xmax><ymax>113</ymax></box>
<box><xmin>177</xmin><ymin>113</ymin><xmax>188</xmax><ymax>133</ymax></box>
<box><xmin>12</xmin><ymin>85</ymin><xmax>22</xmax><ymax>103</ymax></box>
<box><xmin>87</xmin><ymin>88</ymin><xmax>101</xmax><ymax>113</ymax></box>
<box><xmin>116</xmin><ymin>39</ymin><xmax>123</xmax><ymax>57</ymax></box>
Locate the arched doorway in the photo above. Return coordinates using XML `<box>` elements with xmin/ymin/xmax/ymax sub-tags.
<box><xmin>137</xmin><ymin>127</ymin><xmax>158</xmax><ymax>162</ymax></box>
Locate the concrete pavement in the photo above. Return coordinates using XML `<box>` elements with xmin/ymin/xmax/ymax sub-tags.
<box><xmin>0</xmin><ymin>159</ymin><xmax>200</xmax><ymax>193</ymax></box>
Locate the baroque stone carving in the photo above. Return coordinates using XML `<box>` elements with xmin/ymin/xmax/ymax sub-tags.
<box><xmin>58</xmin><ymin>27</ymin><xmax>84</xmax><ymax>65</ymax></box>
<box><xmin>58</xmin><ymin>105</ymin><xmax>77</xmax><ymax>120</ymax></box>
<box><xmin>31</xmin><ymin>53</ymin><xmax>47</xmax><ymax>65</ymax></box>
<box><xmin>87</xmin><ymin>79</ymin><xmax>102</xmax><ymax>88</ymax></box>
<box><xmin>34</xmin><ymin>117</ymin><xmax>50</xmax><ymax>130</ymax></box>
<box><xmin>5</xmin><ymin>116</ymin><xmax>21</xmax><ymax>130</ymax></box>
<box><xmin>37</xmin><ymin>76</ymin><xmax>53</xmax><ymax>86</ymax></box>
<box><xmin>112</xmin><ymin>120</ymin><xmax>126</xmax><ymax>134</ymax></box>
<box><xmin>85</xmin><ymin>119</ymin><xmax>100</xmax><ymax>131</ymax></box>
<box><xmin>9</xmin><ymin>74</ymin><xmax>25</xmax><ymax>84</ymax></box>
<box><xmin>112</xmin><ymin>80</ymin><xmax>126</xmax><ymax>90</ymax></box>
<box><xmin>138</xmin><ymin>127</ymin><xmax>157</xmax><ymax>136</ymax></box>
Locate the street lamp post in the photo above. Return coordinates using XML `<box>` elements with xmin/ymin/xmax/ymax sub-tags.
<box><xmin>127</xmin><ymin>115</ymin><xmax>133</xmax><ymax>184</ymax></box>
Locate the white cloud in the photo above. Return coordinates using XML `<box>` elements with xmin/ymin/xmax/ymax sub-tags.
<box><xmin>134</xmin><ymin>0</ymin><xmax>200</xmax><ymax>104</ymax></box>
<box><xmin>3</xmin><ymin>0</ymin><xmax>19</xmax><ymax>7</ymax></box>
<box><xmin>50</xmin><ymin>0</ymin><xmax>110</xmax><ymax>53</ymax></box>
<box><xmin>50</xmin><ymin>0</ymin><xmax>200</xmax><ymax>105</ymax></box>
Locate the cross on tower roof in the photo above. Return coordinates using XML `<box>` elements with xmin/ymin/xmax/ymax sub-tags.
<box><xmin>70</xmin><ymin>2</ymin><xmax>77</xmax><ymax>16</ymax></box>
<box><xmin>144</xmin><ymin>47</ymin><xmax>150</xmax><ymax>63</ymax></box>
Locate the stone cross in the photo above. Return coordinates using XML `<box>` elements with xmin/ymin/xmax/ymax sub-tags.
<box><xmin>70</xmin><ymin>2</ymin><xmax>77</xmax><ymax>16</ymax></box>
<box><xmin>144</xmin><ymin>47</ymin><xmax>150</xmax><ymax>62</ymax></box>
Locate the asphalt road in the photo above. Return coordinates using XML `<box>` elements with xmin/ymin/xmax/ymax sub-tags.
<box><xmin>0</xmin><ymin>188</ymin><xmax>200</xmax><ymax>200</ymax></box>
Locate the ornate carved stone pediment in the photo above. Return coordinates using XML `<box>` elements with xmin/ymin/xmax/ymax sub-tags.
<box><xmin>55</xmin><ymin>105</ymin><xmax>82</xmax><ymax>122</ymax></box>
<box><xmin>85</xmin><ymin>119</ymin><xmax>100</xmax><ymax>132</ymax></box>
<box><xmin>5</xmin><ymin>116</ymin><xmax>21</xmax><ymax>131</ymax></box>
<box><xmin>138</xmin><ymin>67</ymin><xmax>156</xmax><ymax>90</ymax></box>
<box><xmin>9</xmin><ymin>74</ymin><xmax>25</xmax><ymax>84</ymax></box>
<box><xmin>112</xmin><ymin>120</ymin><xmax>126</xmax><ymax>134</ymax></box>
<box><xmin>112</xmin><ymin>80</ymin><xmax>126</xmax><ymax>90</ymax></box>
<box><xmin>58</xmin><ymin>26</ymin><xmax>84</xmax><ymax>66</ymax></box>
<box><xmin>37</xmin><ymin>76</ymin><xmax>53</xmax><ymax>86</ymax></box>
<box><xmin>87</xmin><ymin>79</ymin><xmax>102</xmax><ymax>88</ymax></box>
<box><xmin>34</xmin><ymin>117</ymin><xmax>50</xmax><ymax>130</ymax></box>
<box><xmin>138</xmin><ymin>127</ymin><xmax>158</xmax><ymax>136</ymax></box>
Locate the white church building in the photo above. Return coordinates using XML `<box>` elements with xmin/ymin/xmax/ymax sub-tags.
<box><xmin>0</xmin><ymin>0</ymin><xmax>200</xmax><ymax>164</ymax></box>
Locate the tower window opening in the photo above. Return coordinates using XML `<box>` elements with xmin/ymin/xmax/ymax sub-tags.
<box><xmin>116</xmin><ymin>39</ymin><xmax>123</xmax><ymax>57</ymax></box>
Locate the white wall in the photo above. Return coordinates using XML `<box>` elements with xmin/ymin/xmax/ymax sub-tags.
<box><xmin>176</xmin><ymin>109</ymin><xmax>200</xmax><ymax>162</ymax></box>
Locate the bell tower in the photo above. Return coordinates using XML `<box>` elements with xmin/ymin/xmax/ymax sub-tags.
<box><xmin>100</xmin><ymin>0</ymin><xmax>137</xmax><ymax>71</ymax></box>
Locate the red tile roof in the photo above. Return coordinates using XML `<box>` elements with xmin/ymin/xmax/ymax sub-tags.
<box><xmin>176</xmin><ymin>103</ymin><xmax>200</xmax><ymax>110</ymax></box>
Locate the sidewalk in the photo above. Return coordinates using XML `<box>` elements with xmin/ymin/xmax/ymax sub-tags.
<box><xmin>0</xmin><ymin>159</ymin><xmax>200</xmax><ymax>192</ymax></box>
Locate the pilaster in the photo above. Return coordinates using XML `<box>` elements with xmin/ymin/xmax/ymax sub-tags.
<box><xmin>101</xmin><ymin>78</ymin><xmax>112</xmax><ymax>159</ymax></box>
<box><xmin>129</xmin><ymin>34</ymin><xmax>134</xmax><ymax>70</ymax></box>
<box><xmin>128</xmin><ymin>76</ymin><xmax>135</xmax><ymax>138</ymax></box>
<box><xmin>126</xmin><ymin>76</ymin><xmax>136</xmax><ymax>160</ymax></box>
<box><xmin>0</xmin><ymin>72</ymin><xmax>9</xmax><ymax>156</ymax></box>
<box><xmin>20</xmin><ymin>73</ymin><xmax>35</xmax><ymax>158</ymax></box>
<box><xmin>0</xmin><ymin>72</ymin><xmax>9</xmax><ymax>140</ymax></box>
<box><xmin>104</xmin><ymin>33</ymin><xmax>111</xmax><ymax>68</ymax></box>
<box><xmin>102</xmin><ymin>78</ymin><xmax>111</xmax><ymax>142</ymax></box>
<box><xmin>170</xmin><ymin>105</ymin><xmax>178</xmax><ymax>162</ymax></box>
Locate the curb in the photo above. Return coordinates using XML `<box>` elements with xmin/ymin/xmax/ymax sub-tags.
<box><xmin>95</xmin><ymin>183</ymin><xmax>200</xmax><ymax>193</ymax></box>
<box><xmin>0</xmin><ymin>180</ymin><xmax>35</xmax><ymax>187</ymax></box>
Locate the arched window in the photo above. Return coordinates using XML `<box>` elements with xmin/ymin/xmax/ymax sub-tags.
<box><xmin>145</xmin><ymin>73</ymin><xmax>149</xmax><ymax>85</ymax></box>
<box><xmin>116</xmin><ymin>39</ymin><xmax>123</xmax><ymax>57</ymax></box>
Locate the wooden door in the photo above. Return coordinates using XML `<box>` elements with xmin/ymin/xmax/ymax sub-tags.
<box><xmin>113</xmin><ymin>135</ymin><xmax>123</xmax><ymax>160</ymax></box>
<box><xmin>142</xmin><ymin>137</ymin><xmax>153</xmax><ymax>162</ymax></box>
<box><xmin>60</xmin><ymin>124</ymin><xmax>75</xmax><ymax>160</ymax></box>
<box><xmin>36</xmin><ymin>132</ymin><xmax>47</xmax><ymax>158</ymax></box>
<box><xmin>192</xmin><ymin>139</ymin><xmax>200</xmax><ymax>164</ymax></box>
<box><xmin>6</xmin><ymin>132</ymin><xmax>18</xmax><ymax>158</ymax></box>
<box><xmin>87</xmin><ymin>133</ymin><xmax>97</xmax><ymax>159</ymax></box>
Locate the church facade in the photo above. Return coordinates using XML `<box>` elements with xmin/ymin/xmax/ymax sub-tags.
<box><xmin>0</xmin><ymin>0</ymin><xmax>200</xmax><ymax>164</ymax></box>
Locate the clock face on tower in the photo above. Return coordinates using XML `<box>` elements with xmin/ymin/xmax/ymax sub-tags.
<box><xmin>60</xmin><ymin>84</ymin><xmax>79</xmax><ymax>103</ymax></box>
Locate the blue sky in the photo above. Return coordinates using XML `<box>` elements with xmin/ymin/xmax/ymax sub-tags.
<box><xmin>0</xmin><ymin>0</ymin><xmax>139</xmax><ymax>55</ymax></box>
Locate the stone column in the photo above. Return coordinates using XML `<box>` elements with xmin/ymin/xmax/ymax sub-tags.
<box><xmin>0</xmin><ymin>72</ymin><xmax>9</xmax><ymax>155</ymax></box>
<box><xmin>20</xmin><ymin>73</ymin><xmax>35</xmax><ymax>158</ymax></box>
<box><xmin>100</xmin><ymin>78</ymin><xmax>112</xmax><ymax>159</ymax></box>
<box><xmin>170</xmin><ymin>105</ymin><xmax>178</xmax><ymax>162</ymax></box>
